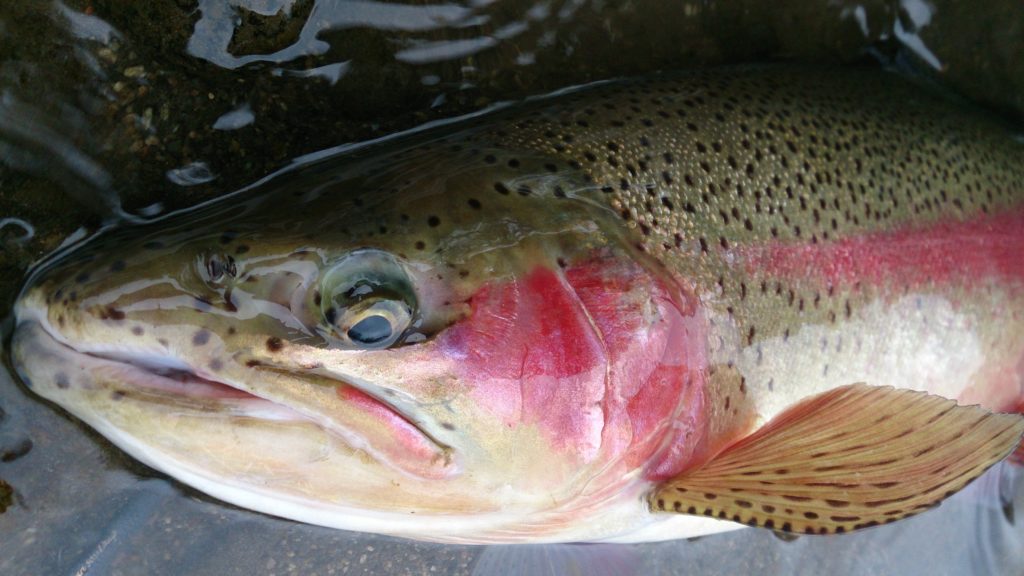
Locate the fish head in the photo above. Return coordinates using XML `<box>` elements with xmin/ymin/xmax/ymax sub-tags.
<box><xmin>11</xmin><ymin>145</ymin><xmax>707</xmax><ymax>540</ymax></box>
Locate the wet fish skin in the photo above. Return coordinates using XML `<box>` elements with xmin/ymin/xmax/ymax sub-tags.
<box><xmin>483</xmin><ymin>66</ymin><xmax>1024</xmax><ymax>418</ymax></box>
<box><xmin>10</xmin><ymin>65</ymin><xmax>1024</xmax><ymax>543</ymax></box>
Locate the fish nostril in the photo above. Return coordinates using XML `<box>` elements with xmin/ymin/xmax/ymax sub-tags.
<box><xmin>199</xmin><ymin>253</ymin><xmax>237</xmax><ymax>286</ymax></box>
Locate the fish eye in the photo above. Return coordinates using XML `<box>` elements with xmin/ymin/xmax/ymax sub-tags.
<box><xmin>318</xmin><ymin>250</ymin><xmax>416</xmax><ymax>349</ymax></box>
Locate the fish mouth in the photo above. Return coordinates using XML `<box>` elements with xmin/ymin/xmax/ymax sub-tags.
<box><xmin>11</xmin><ymin>297</ymin><xmax>456</xmax><ymax>480</ymax></box>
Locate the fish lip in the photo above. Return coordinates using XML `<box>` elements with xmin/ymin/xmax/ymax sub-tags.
<box><xmin>15</xmin><ymin>315</ymin><xmax>310</xmax><ymax>420</ymax></box>
<box><xmin>14</xmin><ymin>297</ymin><xmax>452</xmax><ymax>474</ymax></box>
<box><xmin>239</xmin><ymin>354</ymin><xmax>455</xmax><ymax>459</ymax></box>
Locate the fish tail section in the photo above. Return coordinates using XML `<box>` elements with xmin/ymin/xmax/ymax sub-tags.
<box><xmin>649</xmin><ymin>383</ymin><xmax>1024</xmax><ymax>535</ymax></box>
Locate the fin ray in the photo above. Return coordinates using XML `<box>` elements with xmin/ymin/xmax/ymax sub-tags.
<box><xmin>650</xmin><ymin>384</ymin><xmax>1024</xmax><ymax>534</ymax></box>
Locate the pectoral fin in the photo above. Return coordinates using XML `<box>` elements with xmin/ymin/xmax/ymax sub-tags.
<box><xmin>650</xmin><ymin>383</ymin><xmax>1024</xmax><ymax>534</ymax></box>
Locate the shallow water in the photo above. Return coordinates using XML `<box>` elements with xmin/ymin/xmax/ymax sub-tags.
<box><xmin>2</xmin><ymin>1</ymin><xmax>1024</xmax><ymax>574</ymax></box>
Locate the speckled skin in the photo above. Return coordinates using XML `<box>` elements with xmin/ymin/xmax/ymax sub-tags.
<box><xmin>474</xmin><ymin>66</ymin><xmax>1024</xmax><ymax>421</ymax></box>
<box><xmin>10</xmin><ymin>66</ymin><xmax>1024</xmax><ymax>543</ymax></box>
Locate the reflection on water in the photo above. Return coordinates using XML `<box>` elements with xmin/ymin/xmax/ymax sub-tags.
<box><xmin>0</xmin><ymin>88</ymin><xmax>119</xmax><ymax>219</ymax></box>
<box><xmin>2</xmin><ymin>1</ymin><xmax>1024</xmax><ymax>574</ymax></box>
<box><xmin>0</xmin><ymin>219</ymin><xmax>35</xmax><ymax>244</ymax></box>
<box><xmin>187</xmin><ymin>0</ymin><xmax>487</xmax><ymax>69</ymax></box>
<box><xmin>166</xmin><ymin>161</ymin><xmax>218</xmax><ymax>187</ymax></box>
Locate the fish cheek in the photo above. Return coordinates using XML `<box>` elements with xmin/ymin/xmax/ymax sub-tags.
<box><xmin>435</xmin><ymin>251</ymin><xmax>711</xmax><ymax>478</ymax></box>
<box><xmin>564</xmin><ymin>259</ymin><xmax>712</xmax><ymax>480</ymax></box>
<box><xmin>435</xmin><ymin>265</ymin><xmax>608</xmax><ymax>462</ymax></box>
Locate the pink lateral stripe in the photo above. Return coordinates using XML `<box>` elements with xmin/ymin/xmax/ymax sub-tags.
<box><xmin>740</xmin><ymin>206</ymin><xmax>1024</xmax><ymax>287</ymax></box>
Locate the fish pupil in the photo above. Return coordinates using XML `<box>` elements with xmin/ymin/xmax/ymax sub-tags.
<box><xmin>347</xmin><ymin>315</ymin><xmax>393</xmax><ymax>345</ymax></box>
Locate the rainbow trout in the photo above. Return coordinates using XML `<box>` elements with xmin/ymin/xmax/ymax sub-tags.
<box><xmin>10</xmin><ymin>66</ymin><xmax>1024</xmax><ymax>543</ymax></box>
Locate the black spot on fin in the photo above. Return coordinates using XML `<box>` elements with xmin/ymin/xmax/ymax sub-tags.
<box><xmin>649</xmin><ymin>384</ymin><xmax>1024</xmax><ymax>535</ymax></box>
